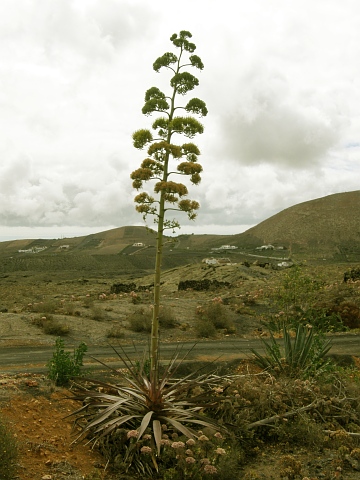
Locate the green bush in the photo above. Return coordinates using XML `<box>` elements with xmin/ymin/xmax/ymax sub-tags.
<box><xmin>106</xmin><ymin>325</ymin><xmax>125</xmax><ymax>339</ymax></box>
<box><xmin>47</xmin><ymin>337</ymin><xmax>87</xmax><ymax>386</ymax></box>
<box><xmin>195</xmin><ymin>300</ymin><xmax>235</xmax><ymax>335</ymax></box>
<box><xmin>31</xmin><ymin>316</ymin><xmax>70</xmax><ymax>336</ymax></box>
<box><xmin>42</xmin><ymin>319</ymin><xmax>70</xmax><ymax>336</ymax></box>
<box><xmin>82</xmin><ymin>296</ymin><xmax>93</xmax><ymax>308</ymax></box>
<box><xmin>31</xmin><ymin>314</ymin><xmax>54</xmax><ymax>326</ymax></box>
<box><xmin>31</xmin><ymin>299</ymin><xmax>58</xmax><ymax>314</ymax></box>
<box><xmin>128</xmin><ymin>307</ymin><xmax>152</xmax><ymax>333</ymax></box>
<box><xmin>264</xmin><ymin>308</ymin><xmax>346</xmax><ymax>334</ymax></box>
<box><xmin>62</xmin><ymin>301</ymin><xmax>77</xmax><ymax>316</ymax></box>
<box><xmin>271</xmin><ymin>266</ymin><xmax>324</xmax><ymax>325</ymax></box>
<box><xmin>128</xmin><ymin>306</ymin><xmax>177</xmax><ymax>333</ymax></box>
<box><xmin>159</xmin><ymin>306</ymin><xmax>177</xmax><ymax>328</ymax></box>
<box><xmin>91</xmin><ymin>305</ymin><xmax>107</xmax><ymax>322</ymax></box>
<box><xmin>0</xmin><ymin>415</ymin><xmax>18</xmax><ymax>480</ymax></box>
<box><xmin>194</xmin><ymin>319</ymin><xmax>217</xmax><ymax>338</ymax></box>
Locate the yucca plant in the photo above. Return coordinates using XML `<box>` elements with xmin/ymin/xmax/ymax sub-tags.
<box><xmin>250</xmin><ymin>324</ymin><xmax>332</xmax><ymax>378</ymax></box>
<box><xmin>68</xmin><ymin>344</ymin><xmax>229</xmax><ymax>473</ymax></box>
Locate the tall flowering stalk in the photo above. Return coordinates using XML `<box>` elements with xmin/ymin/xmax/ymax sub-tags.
<box><xmin>69</xmin><ymin>33</ymin><xmax>232</xmax><ymax>473</ymax></box>
<box><xmin>130</xmin><ymin>30</ymin><xmax>207</xmax><ymax>383</ymax></box>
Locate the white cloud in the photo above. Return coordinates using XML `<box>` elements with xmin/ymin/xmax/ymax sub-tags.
<box><xmin>0</xmin><ymin>0</ymin><xmax>360</xmax><ymax>240</ymax></box>
<box><xmin>219</xmin><ymin>68</ymin><xmax>342</xmax><ymax>168</ymax></box>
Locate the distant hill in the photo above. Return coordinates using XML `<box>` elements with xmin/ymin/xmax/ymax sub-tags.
<box><xmin>0</xmin><ymin>226</ymin><xmax>158</xmax><ymax>254</ymax></box>
<box><xmin>235</xmin><ymin>190</ymin><xmax>360</xmax><ymax>261</ymax></box>
<box><xmin>0</xmin><ymin>191</ymin><xmax>359</xmax><ymax>273</ymax></box>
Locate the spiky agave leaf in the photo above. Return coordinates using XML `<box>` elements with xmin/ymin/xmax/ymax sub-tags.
<box><xmin>251</xmin><ymin>324</ymin><xmax>332</xmax><ymax>377</ymax></box>
<box><xmin>68</xmin><ymin>344</ymin><xmax>232</xmax><ymax>458</ymax></box>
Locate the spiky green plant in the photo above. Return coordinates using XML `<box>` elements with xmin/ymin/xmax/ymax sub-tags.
<box><xmin>68</xmin><ymin>345</ymin><xmax>229</xmax><ymax>473</ymax></box>
<box><xmin>250</xmin><ymin>324</ymin><xmax>332</xmax><ymax>378</ymax></box>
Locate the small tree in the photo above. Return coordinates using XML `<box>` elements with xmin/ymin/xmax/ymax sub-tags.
<box><xmin>130</xmin><ymin>30</ymin><xmax>207</xmax><ymax>382</ymax></box>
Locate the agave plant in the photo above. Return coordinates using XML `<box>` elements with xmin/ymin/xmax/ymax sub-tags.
<box><xmin>68</xmin><ymin>344</ymin><xmax>230</xmax><ymax>472</ymax></box>
<box><xmin>250</xmin><ymin>323</ymin><xmax>332</xmax><ymax>378</ymax></box>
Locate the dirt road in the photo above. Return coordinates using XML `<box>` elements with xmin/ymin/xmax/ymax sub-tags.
<box><xmin>1</xmin><ymin>334</ymin><xmax>359</xmax><ymax>374</ymax></box>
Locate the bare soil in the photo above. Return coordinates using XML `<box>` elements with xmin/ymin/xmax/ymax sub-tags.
<box><xmin>0</xmin><ymin>376</ymin><xmax>105</xmax><ymax>479</ymax></box>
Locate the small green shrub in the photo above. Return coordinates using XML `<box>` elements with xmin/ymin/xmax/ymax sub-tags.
<box><xmin>31</xmin><ymin>315</ymin><xmax>69</xmax><ymax>335</ymax></box>
<box><xmin>159</xmin><ymin>306</ymin><xmax>177</xmax><ymax>328</ymax></box>
<box><xmin>195</xmin><ymin>300</ymin><xmax>235</xmax><ymax>334</ymax></box>
<box><xmin>303</xmin><ymin>308</ymin><xmax>347</xmax><ymax>333</ymax></box>
<box><xmin>264</xmin><ymin>308</ymin><xmax>346</xmax><ymax>334</ymax></box>
<box><xmin>31</xmin><ymin>299</ymin><xmax>58</xmax><ymax>314</ymax></box>
<box><xmin>207</xmin><ymin>302</ymin><xmax>231</xmax><ymax>329</ymax></box>
<box><xmin>275</xmin><ymin>414</ymin><xmax>325</xmax><ymax>448</ymax></box>
<box><xmin>47</xmin><ymin>337</ymin><xmax>87</xmax><ymax>386</ymax></box>
<box><xmin>130</xmin><ymin>291</ymin><xmax>142</xmax><ymax>304</ymax></box>
<box><xmin>128</xmin><ymin>306</ymin><xmax>177</xmax><ymax>333</ymax></box>
<box><xmin>42</xmin><ymin>319</ymin><xmax>70</xmax><ymax>336</ymax></box>
<box><xmin>194</xmin><ymin>319</ymin><xmax>217</xmax><ymax>338</ymax></box>
<box><xmin>106</xmin><ymin>325</ymin><xmax>125</xmax><ymax>339</ymax></box>
<box><xmin>0</xmin><ymin>416</ymin><xmax>18</xmax><ymax>480</ymax></box>
<box><xmin>128</xmin><ymin>308</ymin><xmax>152</xmax><ymax>333</ymax></box>
<box><xmin>31</xmin><ymin>314</ymin><xmax>54</xmax><ymax>326</ymax></box>
<box><xmin>82</xmin><ymin>297</ymin><xmax>93</xmax><ymax>308</ymax></box>
<box><xmin>91</xmin><ymin>305</ymin><xmax>107</xmax><ymax>322</ymax></box>
<box><xmin>63</xmin><ymin>301</ymin><xmax>77</xmax><ymax>315</ymax></box>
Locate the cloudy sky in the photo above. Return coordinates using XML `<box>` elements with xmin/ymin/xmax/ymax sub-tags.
<box><xmin>1</xmin><ymin>0</ymin><xmax>360</xmax><ymax>241</ymax></box>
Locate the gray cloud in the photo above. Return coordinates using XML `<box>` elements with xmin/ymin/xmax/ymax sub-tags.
<box><xmin>0</xmin><ymin>154</ymin><xmax>135</xmax><ymax>228</ymax></box>
<box><xmin>1</xmin><ymin>0</ymin><xmax>360</xmax><ymax>240</ymax></box>
<box><xmin>218</xmin><ymin>69</ymin><xmax>342</xmax><ymax>168</ymax></box>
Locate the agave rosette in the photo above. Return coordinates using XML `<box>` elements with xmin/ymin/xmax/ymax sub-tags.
<box><xmin>68</xmin><ymin>344</ymin><xmax>230</xmax><ymax>460</ymax></box>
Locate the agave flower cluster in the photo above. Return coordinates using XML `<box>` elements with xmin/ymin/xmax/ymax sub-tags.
<box><xmin>68</xmin><ymin>344</ymin><xmax>230</xmax><ymax>474</ymax></box>
<box><xmin>119</xmin><ymin>426</ymin><xmax>228</xmax><ymax>478</ymax></box>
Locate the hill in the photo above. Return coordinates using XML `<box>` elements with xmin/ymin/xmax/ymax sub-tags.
<box><xmin>0</xmin><ymin>191</ymin><xmax>359</xmax><ymax>274</ymax></box>
<box><xmin>234</xmin><ymin>190</ymin><xmax>360</xmax><ymax>261</ymax></box>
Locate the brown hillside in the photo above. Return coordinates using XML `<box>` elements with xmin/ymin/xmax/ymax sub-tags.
<box><xmin>1</xmin><ymin>191</ymin><xmax>359</xmax><ymax>264</ymax></box>
<box><xmin>237</xmin><ymin>190</ymin><xmax>360</xmax><ymax>258</ymax></box>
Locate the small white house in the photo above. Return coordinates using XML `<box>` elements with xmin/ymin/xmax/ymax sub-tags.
<box><xmin>203</xmin><ymin>258</ymin><xmax>218</xmax><ymax>265</ymax></box>
<box><xmin>133</xmin><ymin>242</ymin><xmax>145</xmax><ymax>247</ymax></box>
<box><xmin>256</xmin><ymin>245</ymin><xmax>275</xmax><ymax>251</ymax></box>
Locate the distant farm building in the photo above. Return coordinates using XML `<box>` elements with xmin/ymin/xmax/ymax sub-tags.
<box><xmin>256</xmin><ymin>245</ymin><xmax>275</xmax><ymax>251</ymax></box>
<box><xmin>18</xmin><ymin>246</ymin><xmax>47</xmax><ymax>254</ymax></box>
<box><xmin>211</xmin><ymin>245</ymin><xmax>238</xmax><ymax>252</ymax></box>
<box><xmin>202</xmin><ymin>258</ymin><xmax>218</xmax><ymax>265</ymax></box>
<box><xmin>59</xmin><ymin>245</ymin><xmax>70</xmax><ymax>250</ymax></box>
<box><xmin>202</xmin><ymin>257</ymin><xmax>231</xmax><ymax>265</ymax></box>
<box><xmin>132</xmin><ymin>242</ymin><xmax>145</xmax><ymax>247</ymax></box>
